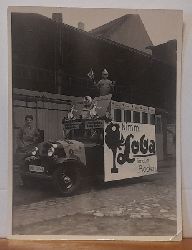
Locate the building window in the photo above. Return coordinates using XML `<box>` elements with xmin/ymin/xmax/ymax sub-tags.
<box><xmin>142</xmin><ymin>112</ymin><xmax>148</xmax><ymax>124</ymax></box>
<box><xmin>124</xmin><ymin>110</ymin><xmax>131</xmax><ymax>122</ymax></box>
<box><xmin>150</xmin><ymin>114</ymin><xmax>155</xmax><ymax>125</ymax></box>
<box><xmin>114</xmin><ymin>109</ymin><xmax>122</xmax><ymax>122</ymax></box>
<box><xmin>155</xmin><ymin>116</ymin><xmax>162</xmax><ymax>133</ymax></box>
<box><xmin>133</xmin><ymin>111</ymin><xmax>140</xmax><ymax>123</ymax></box>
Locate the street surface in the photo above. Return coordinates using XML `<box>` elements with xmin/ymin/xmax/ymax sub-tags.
<box><xmin>12</xmin><ymin>158</ymin><xmax>177</xmax><ymax>236</ymax></box>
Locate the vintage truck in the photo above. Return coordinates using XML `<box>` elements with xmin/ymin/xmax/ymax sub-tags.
<box><xmin>20</xmin><ymin>95</ymin><xmax>157</xmax><ymax>195</ymax></box>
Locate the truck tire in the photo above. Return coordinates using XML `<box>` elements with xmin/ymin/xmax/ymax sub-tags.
<box><xmin>53</xmin><ymin>163</ymin><xmax>81</xmax><ymax>196</ymax></box>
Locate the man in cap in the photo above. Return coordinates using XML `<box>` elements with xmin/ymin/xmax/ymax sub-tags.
<box><xmin>95</xmin><ymin>69</ymin><xmax>115</xmax><ymax>96</ymax></box>
<box><xmin>17</xmin><ymin>114</ymin><xmax>40</xmax><ymax>153</ymax></box>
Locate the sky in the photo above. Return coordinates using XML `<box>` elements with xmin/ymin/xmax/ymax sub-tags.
<box><xmin>13</xmin><ymin>7</ymin><xmax>182</xmax><ymax>46</ymax></box>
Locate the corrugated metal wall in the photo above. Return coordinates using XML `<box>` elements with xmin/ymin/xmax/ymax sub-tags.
<box><xmin>13</xmin><ymin>88</ymin><xmax>81</xmax><ymax>152</ymax></box>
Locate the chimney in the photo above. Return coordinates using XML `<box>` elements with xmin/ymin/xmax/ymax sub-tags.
<box><xmin>52</xmin><ymin>13</ymin><xmax>63</xmax><ymax>23</ymax></box>
<box><xmin>78</xmin><ymin>21</ymin><xmax>85</xmax><ymax>31</ymax></box>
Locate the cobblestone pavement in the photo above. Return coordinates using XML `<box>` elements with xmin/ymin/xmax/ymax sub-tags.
<box><xmin>12</xmin><ymin>158</ymin><xmax>177</xmax><ymax>236</ymax></box>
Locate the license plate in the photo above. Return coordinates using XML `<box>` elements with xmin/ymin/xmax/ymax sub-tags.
<box><xmin>29</xmin><ymin>165</ymin><xmax>44</xmax><ymax>173</ymax></box>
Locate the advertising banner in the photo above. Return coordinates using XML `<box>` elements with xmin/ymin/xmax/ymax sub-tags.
<box><xmin>104</xmin><ymin>122</ymin><xmax>157</xmax><ymax>182</ymax></box>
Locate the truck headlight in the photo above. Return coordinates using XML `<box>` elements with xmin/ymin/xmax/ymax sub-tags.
<box><xmin>31</xmin><ymin>147</ymin><xmax>38</xmax><ymax>156</ymax></box>
<box><xmin>48</xmin><ymin>147</ymin><xmax>55</xmax><ymax>157</ymax></box>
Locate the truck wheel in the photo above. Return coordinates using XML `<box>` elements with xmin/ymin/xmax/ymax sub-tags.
<box><xmin>53</xmin><ymin>164</ymin><xmax>80</xmax><ymax>196</ymax></box>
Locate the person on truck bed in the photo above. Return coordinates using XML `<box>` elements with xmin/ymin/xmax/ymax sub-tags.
<box><xmin>95</xmin><ymin>69</ymin><xmax>115</xmax><ymax>96</ymax></box>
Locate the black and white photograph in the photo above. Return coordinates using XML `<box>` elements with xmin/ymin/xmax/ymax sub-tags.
<box><xmin>10</xmin><ymin>7</ymin><xmax>182</xmax><ymax>239</ymax></box>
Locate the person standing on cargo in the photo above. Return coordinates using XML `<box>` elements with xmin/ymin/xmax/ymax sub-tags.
<box><xmin>95</xmin><ymin>69</ymin><xmax>115</xmax><ymax>96</ymax></box>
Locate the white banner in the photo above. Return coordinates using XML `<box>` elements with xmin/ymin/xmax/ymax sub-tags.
<box><xmin>104</xmin><ymin>122</ymin><xmax>157</xmax><ymax>182</ymax></box>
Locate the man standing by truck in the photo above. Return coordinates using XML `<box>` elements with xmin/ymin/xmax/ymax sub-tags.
<box><xmin>17</xmin><ymin>114</ymin><xmax>39</xmax><ymax>153</ymax></box>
